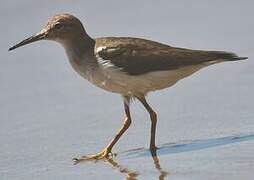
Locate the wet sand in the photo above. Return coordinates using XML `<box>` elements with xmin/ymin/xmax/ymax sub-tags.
<box><xmin>1</xmin><ymin>1</ymin><xmax>254</xmax><ymax>179</ymax></box>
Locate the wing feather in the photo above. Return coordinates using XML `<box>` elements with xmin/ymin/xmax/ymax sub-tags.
<box><xmin>95</xmin><ymin>37</ymin><xmax>247</xmax><ymax>75</ymax></box>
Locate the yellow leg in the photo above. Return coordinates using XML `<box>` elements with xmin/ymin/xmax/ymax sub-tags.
<box><xmin>137</xmin><ymin>96</ymin><xmax>157</xmax><ymax>151</ymax></box>
<box><xmin>74</xmin><ymin>97</ymin><xmax>131</xmax><ymax>162</ymax></box>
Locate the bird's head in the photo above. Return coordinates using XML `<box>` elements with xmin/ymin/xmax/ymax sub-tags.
<box><xmin>9</xmin><ymin>13</ymin><xmax>89</xmax><ymax>51</ymax></box>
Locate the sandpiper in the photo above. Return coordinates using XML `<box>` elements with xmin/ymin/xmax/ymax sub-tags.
<box><xmin>9</xmin><ymin>13</ymin><xmax>247</xmax><ymax>161</ymax></box>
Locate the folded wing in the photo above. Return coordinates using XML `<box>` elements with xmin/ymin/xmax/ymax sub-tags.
<box><xmin>96</xmin><ymin>37</ymin><xmax>247</xmax><ymax>75</ymax></box>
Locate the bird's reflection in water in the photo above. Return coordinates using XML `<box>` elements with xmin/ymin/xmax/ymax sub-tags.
<box><xmin>150</xmin><ymin>150</ymin><xmax>168</xmax><ymax>180</ymax></box>
<box><xmin>105</xmin><ymin>157</ymin><xmax>139</xmax><ymax>180</ymax></box>
<box><xmin>105</xmin><ymin>150</ymin><xmax>168</xmax><ymax>180</ymax></box>
<box><xmin>74</xmin><ymin>149</ymin><xmax>168</xmax><ymax>180</ymax></box>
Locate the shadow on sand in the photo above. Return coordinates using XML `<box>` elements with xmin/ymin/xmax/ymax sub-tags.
<box><xmin>120</xmin><ymin>134</ymin><xmax>254</xmax><ymax>159</ymax></box>
<box><xmin>75</xmin><ymin>134</ymin><xmax>254</xmax><ymax>179</ymax></box>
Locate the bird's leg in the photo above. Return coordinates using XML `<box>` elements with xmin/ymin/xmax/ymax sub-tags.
<box><xmin>137</xmin><ymin>96</ymin><xmax>158</xmax><ymax>151</ymax></box>
<box><xmin>74</xmin><ymin>98</ymin><xmax>131</xmax><ymax>162</ymax></box>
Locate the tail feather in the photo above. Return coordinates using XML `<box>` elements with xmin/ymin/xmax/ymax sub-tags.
<box><xmin>209</xmin><ymin>51</ymin><xmax>248</xmax><ymax>61</ymax></box>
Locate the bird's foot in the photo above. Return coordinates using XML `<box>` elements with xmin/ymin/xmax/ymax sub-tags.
<box><xmin>73</xmin><ymin>148</ymin><xmax>116</xmax><ymax>164</ymax></box>
<box><xmin>150</xmin><ymin>145</ymin><xmax>158</xmax><ymax>156</ymax></box>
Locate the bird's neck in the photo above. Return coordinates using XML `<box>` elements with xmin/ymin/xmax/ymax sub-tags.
<box><xmin>63</xmin><ymin>34</ymin><xmax>95</xmax><ymax>59</ymax></box>
<box><xmin>63</xmin><ymin>35</ymin><xmax>97</xmax><ymax>78</ymax></box>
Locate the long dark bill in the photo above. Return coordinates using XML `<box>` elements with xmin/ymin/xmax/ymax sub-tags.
<box><xmin>9</xmin><ymin>33</ymin><xmax>45</xmax><ymax>51</ymax></box>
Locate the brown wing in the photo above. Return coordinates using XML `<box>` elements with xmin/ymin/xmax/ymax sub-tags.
<box><xmin>96</xmin><ymin>37</ymin><xmax>247</xmax><ymax>75</ymax></box>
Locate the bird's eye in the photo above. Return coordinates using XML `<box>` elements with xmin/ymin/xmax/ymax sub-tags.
<box><xmin>54</xmin><ymin>23</ymin><xmax>64</xmax><ymax>30</ymax></box>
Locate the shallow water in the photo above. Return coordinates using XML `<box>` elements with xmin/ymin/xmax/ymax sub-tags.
<box><xmin>1</xmin><ymin>1</ymin><xmax>254</xmax><ymax>179</ymax></box>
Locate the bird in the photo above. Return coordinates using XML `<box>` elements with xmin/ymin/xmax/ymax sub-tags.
<box><xmin>9</xmin><ymin>13</ymin><xmax>247</xmax><ymax>161</ymax></box>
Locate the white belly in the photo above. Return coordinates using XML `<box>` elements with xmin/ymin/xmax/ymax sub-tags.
<box><xmin>84</xmin><ymin>63</ymin><xmax>207</xmax><ymax>96</ymax></box>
